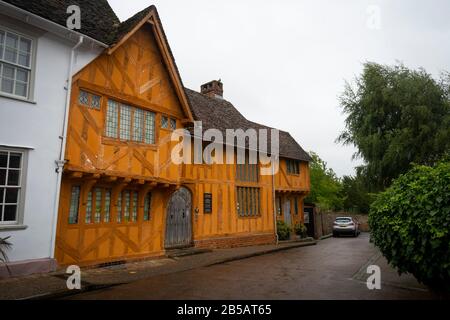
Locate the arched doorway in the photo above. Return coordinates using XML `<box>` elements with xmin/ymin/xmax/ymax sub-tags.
<box><xmin>165</xmin><ymin>187</ymin><xmax>192</xmax><ymax>249</ymax></box>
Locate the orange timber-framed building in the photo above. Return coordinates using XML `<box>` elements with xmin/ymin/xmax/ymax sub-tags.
<box><xmin>54</xmin><ymin>5</ymin><xmax>311</xmax><ymax>266</ymax></box>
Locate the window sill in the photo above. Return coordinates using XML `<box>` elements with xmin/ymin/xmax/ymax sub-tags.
<box><xmin>101</xmin><ymin>137</ymin><xmax>157</xmax><ymax>150</ymax></box>
<box><xmin>0</xmin><ymin>224</ymin><xmax>28</xmax><ymax>231</ymax></box>
<box><xmin>0</xmin><ymin>93</ymin><xmax>36</xmax><ymax>104</ymax></box>
<box><xmin>238</xmin><ymin>215</ymin><xmax>262</xmax><ymax>219</ymax></box>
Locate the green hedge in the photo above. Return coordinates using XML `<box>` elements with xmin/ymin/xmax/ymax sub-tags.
<box><xmin>369</xmin><ymin>162</ymin><xmax>450</xmax><ymax>291</ymax></box>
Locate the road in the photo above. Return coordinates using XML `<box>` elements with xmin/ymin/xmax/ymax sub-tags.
<box><xmin>68</xmin><ymin>233</ymin><xmax>435</xmax><ymax>300</ymax></box>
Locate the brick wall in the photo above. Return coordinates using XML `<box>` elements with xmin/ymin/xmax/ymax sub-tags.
<box><xmin>194</xmin><ymin>233</ymin><xmax>276</xmax><ymax>249</ymax></box>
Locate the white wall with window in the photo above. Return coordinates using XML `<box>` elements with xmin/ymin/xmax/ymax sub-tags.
<box><xmin>0</xmin><ymin>13</ymin><xmax>102</xmax><ymax>271</ymax></box>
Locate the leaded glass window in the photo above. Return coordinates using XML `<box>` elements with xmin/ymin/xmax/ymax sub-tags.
<box><xmin>85</xmin><ymin>191</ymin><xmax>93</xmax><ymax>224</ymax></box>
<box><xmin>170</xmin><ymin>118</ymin><xmax>177</xmax><ymax>130</ymax></box>
<box><xmin>161</xmin><ymin>116</ymin><xmax>168</xmax><ymax>129</ymax></box>
<box><xmin>91</xmin><ymin>94</ymin><xmax>101</xmax><ymax>109</ymax></box>
<box><xmin>124</xmin><ymin>191</ymin><xmax>130</xmax><ymax>222</ymax></box>
<box><xmin>68</xmin><ymin>186</ymin><xmax>80</xmax><ymax>224</ymax></box>
<box><xmin>133</xmin><ymin>108</ymin><xmax>144</xmax><ymax>142</ymax></box>
<box><xmin>106</xmin><ymin>100</ymin><xmax>119</xmax><ymax>138</ymax></box>
<box><xmin>94</xmin><ymin>188</ymin><xmax>102</xmax><ymax>223</ymax></box>
<box><xmin>145</xmin><ymin>111</ymin><xmax>155</xmax><ymax>144</ymax></box>
<box><xmin>106</xmin><ymin>99</ymin><xmax>156</xmax><ymax>145</ymax></box>
<box><xmin>78</xmin><ymin>90</ymin><xmax>89</xmax><ymax>105</ymax></box>
<box><xmin>117</xmin><ymin>193</ymin><xmax>122</xmax><ymax>223</ymax></box>
<box><xmin>132</xmin><ymin>191</ymin><xmax>138</xmax><ymax>222</ymax></box>
<box><xmin>144</xmin><ymin>192</ymin><xmax>151</xmax><ymax>221</ymax></box>
<box><xmin>120</xmin><ymin>105</ymin><xmax>131</xmax><ymax>140</ymax></box>
<box><xmin>104</xmin><ymin>190</ymin><xmax>111</xmax><ymax>223</ymax></box>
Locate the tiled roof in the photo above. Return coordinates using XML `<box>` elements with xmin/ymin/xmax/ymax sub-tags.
<box><xmin>3</xmin><ymin>1</ymin><xmax>311</xmax><ymax>161</ymax></box>
<box><xmin>2</xmin><ymin>0</ymin><xmax>120</xmax><ymax>44</ymax></box>
<box><xmin>185</xmin><ymin>88</ymin><xmax>312</xmax><ymax>162</ymax></box>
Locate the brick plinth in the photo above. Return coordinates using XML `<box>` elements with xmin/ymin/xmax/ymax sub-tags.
<box><xmin>194</xmin><ymin>233</ymin><xmax>276</xmax><ymax>249</ymax></box>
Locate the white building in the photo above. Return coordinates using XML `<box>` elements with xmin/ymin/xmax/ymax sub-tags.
<box><xmin>0</xmin><ymin>0</ymin><xmax>118</xmax><ymax>276</ymax></box>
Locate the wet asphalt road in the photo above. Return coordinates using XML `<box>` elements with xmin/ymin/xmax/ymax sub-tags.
<box><xmin>68</xmin><ymin>233</ymin><xmax>435</xmax><ymax>300</ymax></box>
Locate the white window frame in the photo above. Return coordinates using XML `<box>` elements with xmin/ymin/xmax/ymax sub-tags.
<box><xmin>0</xmin><ymin>25</ymin><xmax>36</xmax><ymax>101</ymax></box>
<box><xmin>0</xmin><ymin>146</ymin><xmax>28</xmax><ymax>227</ymax></box>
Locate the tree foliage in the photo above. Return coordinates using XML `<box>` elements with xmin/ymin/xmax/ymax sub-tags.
<box><xmin>338</xmin><ymin>63</ymin><xmax>450</xmax><ymax>190</ymax></box>
<box><xmin>369</xmin><ymin>162</ymin><xmax>450</xmax><ymax>292</ymax></box>
<box><xmin>340</xmin><ymin>173</ymin><xmax>374</xmax><ymax>214</ymax></box>
<box><xmin>305</xmin><ymin>152</ymin><xmax>342</xmax><ymax>210</ymax></box>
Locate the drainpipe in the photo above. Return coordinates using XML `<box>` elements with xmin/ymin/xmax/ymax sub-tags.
<box><xmin>272</xmin><ymin>155</ymin><xmax>279</xmax><ymax>245</ymax></box>
<box><xmin>49</xmin><ymin>36</ymin><xmax>84</xmax><ymax>260</ymax></box>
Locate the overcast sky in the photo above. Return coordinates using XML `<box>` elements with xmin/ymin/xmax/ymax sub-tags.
<box><xmin>108</xmin><ymin>0</ymin><xmax>450</xmax><ymax>177</ymax></box>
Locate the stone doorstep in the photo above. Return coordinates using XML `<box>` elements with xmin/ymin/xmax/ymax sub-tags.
<box><xmin>2</xmin><ymin>239</ymin><xmax>317</xmax><ymax>300</ymax></box>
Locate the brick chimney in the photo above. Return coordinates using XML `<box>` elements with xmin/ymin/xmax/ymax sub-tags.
<box><xmin>201</xmin><ymin>80</ymin><xmax>223</xmax><ymax>99</ymax></box>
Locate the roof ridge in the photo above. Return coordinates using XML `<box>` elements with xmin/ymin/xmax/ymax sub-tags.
<box><xmin>185</xmin><ymin>87</ymin><xmax>312</xmax><ymax>161</ymax></box>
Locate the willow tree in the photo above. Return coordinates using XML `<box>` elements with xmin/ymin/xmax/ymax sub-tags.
<box><xmin>338</xmin><ymin>63</ymin><xmax>450</xmax><ymax>190</ymax></box>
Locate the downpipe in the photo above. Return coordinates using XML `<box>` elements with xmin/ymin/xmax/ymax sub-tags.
<box><xmin>49</xmin><ymin>36</ymin><xmax>84</xmax><ymax>259</ymax></box>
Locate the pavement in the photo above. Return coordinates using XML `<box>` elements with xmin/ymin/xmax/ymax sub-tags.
<box><xmin>0</xmin><ymin>238</ymin><xmax>316</xmax><ymax>300</ymax></box>
<box><xmin>65</xmin><ymin>233</ymin><xmax>437</xmax><ymax>300</ymax></box>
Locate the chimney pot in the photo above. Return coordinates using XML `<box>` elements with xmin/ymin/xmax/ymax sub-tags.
<box><xmin>201</xmin><ymin>80</ymin><xmax>223</xmax><ymax>99</ymax></box>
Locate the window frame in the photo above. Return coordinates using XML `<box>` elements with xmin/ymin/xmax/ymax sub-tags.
<box><xmin>236</xmin><ymin>153</ymin><xmax>259</xmax><ymax>183</ymax></box>
<box><xmin>286</xmin><ymin>159</ymin><xmax>300</xmax><ymax>175</ymax></box>
<box><xmin>0</xmin><ymin>25</ymin><xmax>36</xmax><ymax>101</ymax></box>
<box><xmin>236</xmin><ymin>186</ymin><xmax>261</xmax><ymax>218</ymax></box>
<box><xmin>78</xmin><ymin>89</ymin><xmax>102</xmax><ymax>110</ymax></box>
<box><xmin>116</xmin><ymin>189</ymin><xmax>139</xmax><ymax>224</ymax></box>
<box><xmin>203</xmin><ymin>193</ymin><xmax>212</xmax><ymax>214</ymax></box>
<box><xmin>143</xmin><ymin>192</ymin><xmax>152</xmax><ymax>221</ymax></box>
<box><xmin>104</xmin><ymin>98</ymin><xmax>156</xmax><ymax>145</ymax></box>
<box><xmin>68</xmin><ymin>185</ymin><xmax>81</xmax><ymax>225</ymax></box>
<box><xmin>0</xmin><ymin>146</ymin><xmax>28</xmax><ymax>227</ymax></box>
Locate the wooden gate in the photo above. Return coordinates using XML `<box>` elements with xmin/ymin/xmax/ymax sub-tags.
<box><xmin>165</xmin><ymin>187</ymin><xmax>192</xmax><ymax>249</ymax></box>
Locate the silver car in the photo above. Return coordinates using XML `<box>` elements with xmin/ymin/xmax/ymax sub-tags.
<box><xmin>332</xmin><ymin>217</ymin><xmax>360</xmax><ymax>237</ymax></box>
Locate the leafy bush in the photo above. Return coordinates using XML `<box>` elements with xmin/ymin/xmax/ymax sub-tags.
<box><xmin>277</xmin><ymin>220</ymin><xmax>291</xmax><ymax>241</ymax></box>
<box><xmin>369</xmin><ymin>162</ymin><xmax>450</xmax><ymax>291</ymax></box>
<box><xmin>0</xmin><ymin>236</ymin><xmax>12</xmax><ymax>276</ymax></box>
<box><xmin>0</xmin><ymin>236</ymin><xmax>12</xmax><ymax>264</ymax></box>
<box><xmin>294</xmin><ymin>223</ymin><xmax>307</xmax><ymax>238</ymax></box>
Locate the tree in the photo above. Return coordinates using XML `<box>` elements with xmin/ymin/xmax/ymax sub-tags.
<box><xmin>338</xmin><ymin>63</ymin><xmax>450</xmax><ymax>190</ymax></box>
<box><xmin>305</xmin><ymin>152</ymin><xmax>342</xmax><ymax>210</ymax></box>
<box><xmin>340</xmin><ymin>173</ymin><xmax>374</xmax><ymax>214</ymax></box>
<box><xmin>369</xmin><ymin>161</ymin><xmax>450</xmax><ymax>292</ymax></box>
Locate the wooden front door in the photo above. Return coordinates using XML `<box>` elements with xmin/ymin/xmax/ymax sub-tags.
<box><xmin>165</xmin><ymin>187</ymin><xmax>192</xmax><ymax>249</ymax></box>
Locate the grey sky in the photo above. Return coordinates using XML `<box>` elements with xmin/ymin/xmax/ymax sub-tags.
<box><xmin>108</xmin><ymin>0</ymin><xmax>450</xmax><ymax>177</ymax></box>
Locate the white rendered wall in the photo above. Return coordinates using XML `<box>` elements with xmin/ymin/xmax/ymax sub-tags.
<box><xmin>0</xmin><ymin>15</ymin><xmax>102</xmax><ymax>262</ymax></box>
